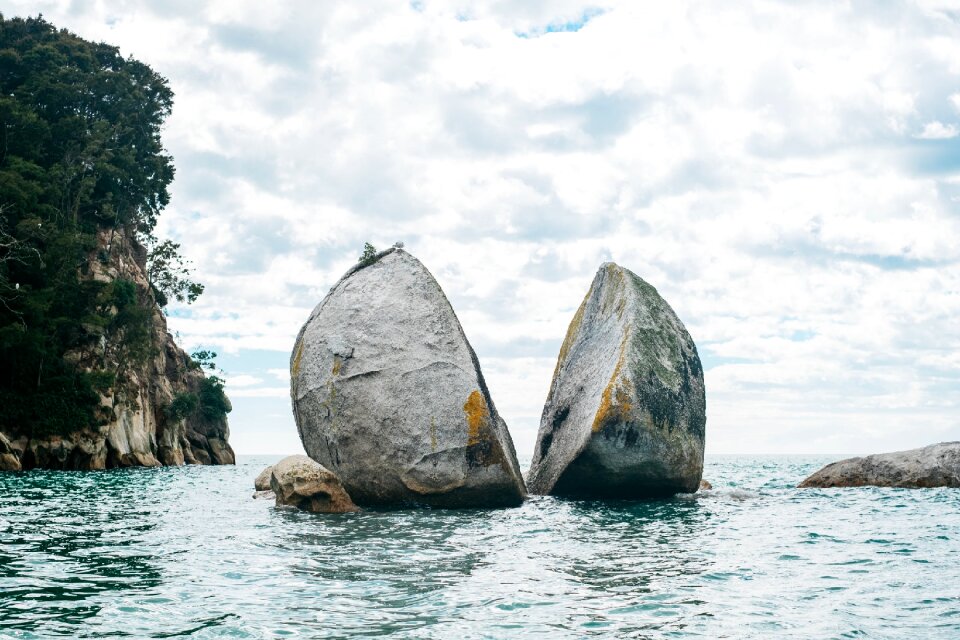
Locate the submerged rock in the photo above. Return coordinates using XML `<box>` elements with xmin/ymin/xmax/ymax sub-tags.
<box><xmin>290</xmin><ymin>247</ymin><xmax>526</xmax><ymax>508</ymax></box>
<box><xmin>799</xmin><ymin>442</ymin><xmax>960</xmax><ymax>488</ymax></box>
<box><xmin>270</xmin><ymin>455</ymin><xmax>358</xmax><ymax>513</ymax></box>
<box><xmin>528</xmin><ymin>263</ymin><xmax>706</xmax><ymax>498</ymax></box>
<box><xmin>254</xmin><ymin>465</ymin><xmax>274</xmax><ymax>491</ymax></box>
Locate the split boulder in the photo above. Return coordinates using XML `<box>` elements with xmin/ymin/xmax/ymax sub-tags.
<box><xmin>528</xmin><ymin>263</ymin><xmax>706</xmax><ymax>498</ymax></box>
<box><xmin>290</xmin><ymin>248</ymin><xmax>526</xmax><ymax>508</ymax></box>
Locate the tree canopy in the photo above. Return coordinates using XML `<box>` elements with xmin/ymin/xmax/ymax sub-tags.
<box><xmin>0</xmin><ymin>14</ymin><xmax>197</xmax><ymax>435</ymax></box>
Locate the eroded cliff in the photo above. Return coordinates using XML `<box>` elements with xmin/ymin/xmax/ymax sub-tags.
<box><xmin>0</xmin><ymin>228</ymin><xmax>234</xmax><ymax>471</ymax></box>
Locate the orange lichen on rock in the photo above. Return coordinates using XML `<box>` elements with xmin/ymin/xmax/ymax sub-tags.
<box><xmin>550</xmin><ymin>290</ymin><xmax>590</xmax><ymax>389</ymax></box>
<box><xmin>591</xmin><ymin>339</ymin><xmax>631</xmax><ymax>433</ymax></box>
<box><xmin>463</xmin><ymin>390</ymin><xmax>490</xmax><ymax>446</ymax></box>
<box><xmin>332</xmin><ymin>356</ymin><xmax>342</xmax><ymax>376</ymax></box>
<box><xmin>292</xmin><ymin>340</ymin><xmax>304</xmax><ymax>376</ymax></box>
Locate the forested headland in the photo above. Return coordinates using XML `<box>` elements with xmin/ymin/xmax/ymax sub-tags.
<box><xmin>0</xmin><ymin>15</ymin><xmax>233</xmax><ymax>469</ymax></box>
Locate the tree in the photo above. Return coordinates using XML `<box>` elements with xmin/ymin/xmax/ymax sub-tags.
<box><xmin>147</xmin><ymin>239</ymin><xmax>204</xmax><ymax>307</ymax></box>
<box><xmin>358</xmin><ymin>242</ymin><xmax>377</xmax><ymax>266</ymax></box>
<box><xmin>0</xmin><ymin>15</ymin><xmax>198</xmax><ymax>435</ymax></box>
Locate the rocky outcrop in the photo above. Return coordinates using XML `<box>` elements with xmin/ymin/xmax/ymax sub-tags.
<box><xmin>290</xmin><ymin>247</ymin><xmax>526</xmax><ymax>508</ymax></box>
<box><xmin>0</xmin><ymin>228</ymin><xmax>234</xmax><ymax>470</ymax></box>
<box><xmin>799</xmin><ymin>442</ymin><xmax>960</xmax><ymax>488</ymax></box>
<box><xmin>528</xmin><ymin>263</ymin><xmax>706</xmax><ymax>498</ymax></box>
<box><xmin>254</xmin><ymin>465</ymin><xmax>274</xmax><ymax>491</ymax></box>
<box><xmin>270</xmin><ymin>455</ymin><xmax>358</xmax><ymax>513</ymax></box>
<box><xmin>0</xmin><ymin>432</ymin><xmax>22</xmax><ymax>471</ymax></box>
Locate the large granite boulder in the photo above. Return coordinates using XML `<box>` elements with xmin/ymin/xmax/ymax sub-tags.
<box><xmin>528</xmin><ymin>263</ymin><xmax>706</xmax><ymax>498</ymax></box>
<box><xmin>270</xmin><ymin>455</ymin><xmax>358</xmax><ymax>513</ymax></box>
<box><xmin>290</xmin><ymin>247</ymin><xmax>526</xmax><ymax>508</ymax></box>
<box><xmin>799</xmin><ymin>442</ymin><xmax>960</xmax><ymax>488</ymax></box>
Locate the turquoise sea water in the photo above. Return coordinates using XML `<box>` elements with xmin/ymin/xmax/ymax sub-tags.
<box><xmin>1</xmin><ymin>455</ymin><xmax>958</xmax><ymax>639</ymax></box>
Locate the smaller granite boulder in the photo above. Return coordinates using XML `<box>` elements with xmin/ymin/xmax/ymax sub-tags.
<box><xmin>527</xmin><ymin>263</ymin><xmax>706</xmax><ymax>498</ymax></box>
<box><xmin>270</xmin><ymin>455</ymin><xmax>359</xmax><ymax>513</ymax></box>
<box><xmin>799</xmin><ymin>442</ymin><xmax>960</xmax><ymax>488</ymax></box>
<box><xmin>698</xmin><ymin>479</ymin><xmax>712</xmax><ymax>491</ymax></box>
<box><xmin>254</xmin><ymin>465</ymin><xmax>274</xmax><ymax>491</ymax></box>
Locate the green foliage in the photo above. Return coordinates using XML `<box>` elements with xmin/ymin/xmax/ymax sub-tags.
<box><xmin>0</xmin><ymin>15</ymin><xmax>174</xmax><ymax>233</ymax></box>
<box><xmin>111</xmin><ymin>278</ymin><xmax>137</xmax><ymax>309</ymax></box>
<box><xmin>87</xmin><ymin>369</ymin><xmax>115</xmax><ymax>392</ymax></box>
<box><xmin>0</xmin><ymin>371</ymin><xmax>100</xmax><ymax>437</ymax></box>
<box><xmin>166</xmin><ymin>392</ymin><xmax>198</xmax><ymax>422</ymax></box>
<box><xmin>358</xmin><ymin>242</ymin><xmax>378</xmax><ymax>266</ymax></box>
<box><xmin>149</xmin><ymin>282</ymin><xmax>167</xmax><ymax>308</ymax></box>
<box><xmin>0</xmin><ymin>15</ymin><xmax>190</xmax><ymax>436</ymax></box>
<box><xmin>147</xmin><ymin>239</ymin><xmax>203</xmax><ymax>307</ymax></box>
<box><xmin>189</xmin><ymin>349</ymin><xmax>217</xmax><ymax>371</ymax></box>
<box><xmin>198</xmin><ymin>376</ymin><xmax>230</xmax><ymax>421</ymax></box>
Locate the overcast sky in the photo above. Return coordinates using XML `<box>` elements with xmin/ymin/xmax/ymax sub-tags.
<box><xmin>9</xmin><ymin>1</ymin><xmax>960</xmax><ymax>455</ymax></box>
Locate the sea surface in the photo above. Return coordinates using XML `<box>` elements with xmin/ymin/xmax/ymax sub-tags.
<box><xmin>1</xmin><ymin>455</ymin><xmax>958</xmax><ymax>639</ymax></box>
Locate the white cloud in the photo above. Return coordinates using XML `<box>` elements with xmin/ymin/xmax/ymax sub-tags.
<box><xmin>226</xmin><ymin>387</ymin><xmax>291</xmax><ymax>398</ymax></box>
<box><xmin>9</xmin><ymin>0</ymin><xmax>960</xmax><ymax>454</ymax></box>
<box><xmin>915</xmin><ymin>120</ymin><xmax>959</xmax><ymax>139</ymax></box>
<box><xmin>266</xmin><ymin>368</ymin><xmax>290</xmax><ymax>382</ymax></box>
<box><xmin>224</xmin><ymin>375</ymin><xmax>263</xmax><ymax>388</ymax></box>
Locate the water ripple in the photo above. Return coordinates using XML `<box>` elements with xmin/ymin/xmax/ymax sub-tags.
<box><xmin>1</xmin><ymin>455</ymin><xmax>958</xmax><ymax>638</ymax></box>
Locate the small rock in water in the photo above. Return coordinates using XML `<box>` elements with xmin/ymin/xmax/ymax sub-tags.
<box><xmin>270</xmin><ymin>455</ymin><xmax>358</xmax><ymax>513</ymax></box>
<box><xmin>799</xmin><ymin>442</ymin><xmax>960</xmax><ymax>488</ymax></box>
<box><xmin>254</xmin><ymin>465</ymin><xmax>273</xmax><ymax>491</ymax></box>
<box><xmin>699</xmin><ymin>479</ymin><xmax>713</xmax><ymax>491</ymax></box>
<box><xmin>290</xmin><ymin>247</ymin><xmax>526</xmax><ymax>508</ymax></box>
<box><xmin>527</xmin><ymin>263</ymin><xmax>706</xmax><ymax>498</ymax></box>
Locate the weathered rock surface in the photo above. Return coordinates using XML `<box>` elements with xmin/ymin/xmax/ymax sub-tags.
<box><xmin>799</xmin><ymin>442</ymin><xmax>960</xmax><ymax>488</ymax></box>
<box><xmin>254</xmin><ymin>465</ymin><xmax>274</xmax><ymax>491</ymax></box>
<box><xmin>270</xmin><ymin>455</ymin><xmax>358</xmax><ymax>513</ymax></box>
<box><xmin>0</xmin><ymin>432</ymin><xmax>22</xmax><ymax>471</ymax></box>
<box><xmin>528</xmin><ymin>263</ymin><xmax>706</xmax><ymax>498</ymax></box>
<box><xmin>0</xmin><ymin>228</ymin><xmax>234</xmax><ymax>471</ymax></box>
<box><xmin>291</xmin><ymin>248</ymin><xmax>526</xmax><ymax>508</ymax></box>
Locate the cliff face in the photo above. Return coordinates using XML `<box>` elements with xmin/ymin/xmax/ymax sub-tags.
<box><xmin>0</xmin><ymin>228</ymin><xmax>234</xmax><ymax>471</ymax></box>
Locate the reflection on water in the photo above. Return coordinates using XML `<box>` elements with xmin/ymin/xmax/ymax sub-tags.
<box><xmin>1</xmin><ymin>455</ymin><xmax>959</xmax><ymax>638</ymax></box>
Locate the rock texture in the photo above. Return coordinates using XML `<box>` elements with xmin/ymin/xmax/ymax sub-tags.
<box><xmin>254</xmin><ymin>465</ymin><xmax>274</xmax><ymax>491</ymax></box>
<box><xmin>270</xmin><ymin>455</ymin><xmax>358</xmax><ymax>513</ymax></box>
<box><xmin>528</xmin><ymin>263</ymin><xmax>706</xmax><ymax>498</ymax></box>
<box><xmin>0</xmin><ymin>432</ymin><xmax>21</xmax><ymax>471</ymax></box>
<box><xmin>290</xmin><ymin>247</ymin><xmax>526</xmax><ymax>508</ymax></box>
<box><xmin>799</xmin><ymin>442</ymin><xmax>960</xmax><ymax>488</ymax></box>
<box><xmin>0</xmin><ymin>228</ymin><xmax>234</xmax><ymax>471</ymax></box>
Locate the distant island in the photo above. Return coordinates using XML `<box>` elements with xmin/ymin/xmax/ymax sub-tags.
<box><xmin>0</xmin><ymin>15</ymin><xmax>233</xmax><ymax>470</ymax></box>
